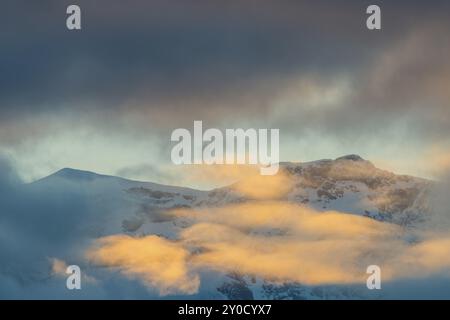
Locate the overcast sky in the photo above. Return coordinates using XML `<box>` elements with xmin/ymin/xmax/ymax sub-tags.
<box><xmin>1</xmin><ymin>0</ymin><xmax>449</xmax><ymax>187</ymax></box>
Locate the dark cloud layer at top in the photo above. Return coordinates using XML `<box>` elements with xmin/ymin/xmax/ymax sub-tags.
<box><xmin>0</xmin><ymin>1</ymin><xmax>449</xmax><ymax>170</ymax></box>
<box><xmin>1</xmin><ymin>1</ymin><xmax>448</xmax><ymax>118</ymax></box>
<box><xmin>2</xmin><ymin>0</ymin><xmax>369</xmax><ymax>110</ymax></box>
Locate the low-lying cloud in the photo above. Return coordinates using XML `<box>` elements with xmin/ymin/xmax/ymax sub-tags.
<box><xmin>86</xmin><ymin>235</ymin><xmax>199</xmax><ymax>295</ymax></box>
<box><xmin>87</xmin><ymin>198</ymin><xmax>450</xmax><ymax>295</ymax></box>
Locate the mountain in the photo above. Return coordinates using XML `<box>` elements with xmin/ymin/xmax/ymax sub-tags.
<box><xmin>282</xmin><ymin>155</ymin><xmax>431</xmax><ymax>225</ymax></box>
<box><xmin>10</xmin><ymin>155</ymin><xmax>435</xmax><ymax>299</ymax></box>
<box><xmin>29</xmin><ymin>167</ymin><xmax>208</xmax><ymax>237</ymax></box>
<box><xmin>34</xmin><ymin>167</ymin><xmax>203</xmax><ymax>195</ymax></box>
<box><xmin>207</xmin><ymin>155</ymin><xmax>431</xmax><ymax>225</ymax></box>
<box><xmin>32</xmin><ymin>156</ymin><xmax>431</xmax><ymax>234</ymax></box>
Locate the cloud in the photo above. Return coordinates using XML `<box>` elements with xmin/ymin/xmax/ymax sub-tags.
<box><xmin>172</xmin><ymin>201</ymin><xmax>397</xmax><ymax>238</ymax></box>
<box><xmin>116</xmin><ymin>163</ymin><xmax>178</xmax><ymax>184</ymax></box>
<box><xmin>387</xmin><ymin>236</ymin><xmax>450</xmax><ymax>280</ymax></box>
<box><xmin>1</xmin><ymin>1</ymin><xmax>448</xmax><ymax>128</ymax></box>
<box><xmin>181</xmin><ymin>222</ymin><xmax>382</xmax><ymax>285</ymax></box>
<box><xmin>50</xmin><ymin>258</ymin><xmax>68</xmax><ymax>276</ymax></box>
<box><xmin>86</xmin><ymin>235</ymin><xmax>199</xmax><ymax>295</ymax></box>
<box><xmin>121</xmin><ymin>164</ymin><xmax>262</xmax><ymax>190</ymax></box>
<box><xmin>87</xmin><ymin>198</ymin><xmax>450</xmax><ymax>293</ymax></box>
<box><xmin>2</xmin><ymin>1</ymin><xmax>450</xmax><ymax>182</ymax></box>
<box><xmin>231</xmin><ymin>172</ymin><xmax>293</xmax><ymax>200</ymax></box>
<box><xmin>0</xmin><ymin>155</ymin><xmax>106</xmax><ymax>298</ymax></box>
<box><xmin>50</xmin><ymin>258</ymin><xmax>97</xmax><ymax>284</ymax></box>
<box><xmin>421</xmin><ymin>147</ymin><xmax>450</xmax><ymax>177</ymax></box>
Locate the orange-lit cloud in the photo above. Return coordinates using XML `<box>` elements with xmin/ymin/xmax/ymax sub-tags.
<box><xmin>163</xmin><ymin>164</ymin><xmax>261</xmax><ymax>190</ymax></box>
<box><xmin>382</xmin><ymin>235</ymin><xmax>450</xmax><ymax>280</ymax></box>
<box><xmin>425</xmin><ymin>146</ymin><xmax>450</xmax><ymax>176</ymax></box>
<box><xmin>231</xmin><ymin>172</ymin><xmax>293</xmax><ymax>200</ymax></box>
<box><xmin>180</xmin><ymin>222</ymin><xmax>384</xmax><ymax>285</ymax></box>
<box><xmin>158</xmin><ymin>164</ymin><xmax>292</xmax><ymax>194</ymax></box>
<box><xmin>173</xmin><ymin>202</ymin><xmax>406</xmax><ymax>285</ymax></box>
<box><xmin>86</xmin><ymin>184</ymin><xmax>450</xmax><ymax>295</ymax></box>
<box><xmin>85</xmin><ymin>235</ymin><xmax>199</xmax><ymax>295</ymax></box>
<box><xmin>50</xmin><ymin>258</ymin><xmax>97</xmax><ymax>284</ymax></box>
<box><xmin>172</xmin><ymin>201</ymin><xmax>398</xmax><ymax>239</ymax></box>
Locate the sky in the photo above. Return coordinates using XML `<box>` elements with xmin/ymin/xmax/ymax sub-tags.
<box><xmin>1</xmin><ymin>1</ymin><xmax>450</xmax><ymax>299</ymax></box>
<box><xmin>1</xmin><ymin>0</ymin><xmax>450</xmax><ymax>187</ymax></box>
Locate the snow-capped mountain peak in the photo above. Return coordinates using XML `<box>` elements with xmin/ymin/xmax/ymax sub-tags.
<box><xmin>7</xmin><ymin>156</ymin><xmax>437</xmax><ymax>300</ymax></box>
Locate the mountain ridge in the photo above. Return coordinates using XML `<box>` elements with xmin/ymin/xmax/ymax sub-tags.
<box><xmin>32</xmin><ymin>154</ymin><xmax>429</xmax><ymax>191</ymax></box>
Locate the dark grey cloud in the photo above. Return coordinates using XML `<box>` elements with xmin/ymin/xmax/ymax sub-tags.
<box><xmin>2</xmin><ymin>0</ymin><xmax>447</xmax><ymax>123</ymax></box>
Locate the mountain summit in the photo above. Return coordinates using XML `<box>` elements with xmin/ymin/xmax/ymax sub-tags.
<box><xmin>52</xmin><ymin>167</ymin><xmax>106</xmax><ymax>181</ymax></box>
<box><xmin>335</xmin><ymin>154</ymin><xmax>365</xmax><ymax>161</ymax></box>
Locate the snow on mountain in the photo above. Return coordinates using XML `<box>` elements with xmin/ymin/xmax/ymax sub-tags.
<box><xmin>20</xmin><ymin>156</ymin><xmax>433</xmax><ymax>299</ymax></box>
<box><xmin>204</xmin><ymin>155</ymin><xmax>431</xmax><ymax>226</ymax></box>
<box><xmin>30</xmin><ymin>167</ymin><xmax>208</xmax><ymax>237</ymax></box>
